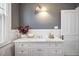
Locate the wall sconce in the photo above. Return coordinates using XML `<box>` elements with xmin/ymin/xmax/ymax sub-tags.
<box><xmin>35</xmin><ymin>4</ymin><xmax>47</xmax><ymax>14</ymax></box>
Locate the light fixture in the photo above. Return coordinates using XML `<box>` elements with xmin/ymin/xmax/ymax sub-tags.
<box><xmin>35</xmin><ymin>4</ymin><xmax>41</xmax><ymax>11</ymax></box>
<box><xmin>41</xmin><ymin>7</ymin><xmax>47</xmax><ymax>11</ymax></box>
<box><xmin>35</xmin><ymin>4</ymin><xmax>41</xmax><ymax>14</ymax></box>
<box><xmin>35</xmin><ymin>4</ymin><xmax>47</xmax><ymax>14</ymax></box>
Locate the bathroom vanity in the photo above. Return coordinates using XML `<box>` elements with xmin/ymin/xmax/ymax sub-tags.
<box><xmin>14</xmin><ymin>37</ymin><xmax>64</xmax><ymax>56</ymax></box>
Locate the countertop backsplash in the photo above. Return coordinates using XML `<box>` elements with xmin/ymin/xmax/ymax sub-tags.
<box><xmin>26</xmin><ymin>29</ymin><xmax>61</xmax><ymax>39</ymax></box>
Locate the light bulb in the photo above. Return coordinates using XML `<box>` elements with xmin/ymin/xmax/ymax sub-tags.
<box><xmin>36</xmin><ymin>6</ymin><xmax>40</xmax><ymax>11</ymax></box>
<box><xmin>41</xmin><ymin>7</ymin><xmax>47</xmax><ymax>11</ymax></box>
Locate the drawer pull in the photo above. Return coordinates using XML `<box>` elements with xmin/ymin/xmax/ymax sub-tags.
<box><xmin>21</xmin><ymin>44</ymin><xmax>24</xmax><ymax>46</ymax></box>
<box><xmin>55</xmin><ymin>50</ymin><xmax>57</xmax><ymax>53</ymax></box>
<box><xmin>37</xmin><ymin>49</ymin><xmax>42</xmax><ymax>51</ymax></box>
<box><xmin>55</xmin><ymin>44</ymin><xmax>58</xmax><ymax>46</ymax></box>
<box><xmin>21</xmin><ymin>50</ymin><xmax>24</xmax><ymax>53</ymax></box>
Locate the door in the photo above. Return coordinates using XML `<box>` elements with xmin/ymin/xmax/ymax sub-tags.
<box><xmin>61</xmin><ymin>10</ymin><xmax>76</xmax><ymax>35</ymax></box>
<box><xmin>61</xmin><ymin>10</ymin><xmax>79</xmax><ymax>56</ymax></box>
<box><xmin>62</xmin><ymin>35</ymin><xmax>79</xmax><ymax>56</ymax></box>
<box><xmin>76</xmin><ymin>7</ymin><xmax>79</xmax><ymax>35</ymax></box>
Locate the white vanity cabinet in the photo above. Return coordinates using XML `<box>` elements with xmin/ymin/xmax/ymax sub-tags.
<box><xmin>14</xmin><ymin>42</ymin><xmax>63</xmax><ymax>56</ymax></box>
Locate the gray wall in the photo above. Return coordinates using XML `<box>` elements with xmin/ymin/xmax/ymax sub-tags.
<box><xmin>75</xmin><ymin>3</ymin><xmax>79</xmax><ymax>7</ymax></box>
<box><xmin>11</xmin><ymin>3</ymin><xmax>79</xmax><ymax>29</ymax></box>
<box><xmin>11</xmin><ymin>3</ymin><xmax>20</xmax><ymax>29</ymax></box>
<box><xmin>19</xmin><ymin>3</ymin><xmax>76</xmax><ymax>29</ymax></box>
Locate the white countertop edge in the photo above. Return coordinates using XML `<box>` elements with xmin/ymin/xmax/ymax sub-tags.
<box><xmin>13</xmin><ymin>38</ymin><xmax>64</xmax><ymax>43</ymax></box>
<box><xmin>13</xmin><ymin>41</ymin><xmax>64</xmax><ymax>43</ymax></box>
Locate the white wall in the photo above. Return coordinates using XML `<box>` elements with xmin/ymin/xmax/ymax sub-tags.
<box><xmin>0</xmin><ymin>43</ymin><xmax>14</xmax><ymax>56</ymax></box>
<box><xmin>3</xmin><ymin>3</ymin><xmax>18</xmax><ymax>43</ymax></box>
<box><xmin>0</xmin><ymin>3</ymin><xmax>18</xmax><ymax>56</ymax></box>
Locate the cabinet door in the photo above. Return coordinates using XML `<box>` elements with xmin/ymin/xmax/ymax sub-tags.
<box><xmin>61</xmin><ymin>10</ymin><xmax>76</xmax><ymax>35</ymax></box>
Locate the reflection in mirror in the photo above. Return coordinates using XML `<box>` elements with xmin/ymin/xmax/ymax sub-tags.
<box><xmin>11</xmin><ymin>3</ymin><xmax>77</xmax><ymax>29</ymax></box>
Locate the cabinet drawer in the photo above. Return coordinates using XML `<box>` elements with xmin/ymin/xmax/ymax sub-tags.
<box><xmin>15</xmin><ymin>42</ymin><xmax>62</xmax><ymax>49</ymax></box>
<box><xmin>15</xmin><ymin>48</ymin><xmax>29</xmax><ymax>56</ymax></box>
<box><xmin>30</xmin><ymin>48</ymin><xmax>46</xmax><ymax>56</ymax></box>
<box><xmin>15</xmin><ymin>42</ymin><xmax>63</xmax><ymax>56</ymax></box>
<box><xmin>15</xmin><ymin>51</ymin><xmax>29</xmax><ymax>56</ymax></box>
<box><xmin>44</xmin><ymin>48</ymin><xmax>63</xmax><ymax>56</ymax></box>
<box><xmin>47</xmin><ymin>43</ymin><xmax>62</xmax><ymax>49</ymax></box>
<box><xmin>15</xmin><ymin>48</ymin><xmax>63</xmax><ymax>56</ymax></box>
<box><xmin>15</xmin><ymin>47</ymin><xmax>46</xmax><ymax>56</ymax></box>
<box><xmin>15</xmin><ymin>43</ymin><xmax>30</xmax><ymax>48</ymax></box>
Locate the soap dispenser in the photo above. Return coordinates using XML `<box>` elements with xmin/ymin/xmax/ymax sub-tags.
<box><xmin>49</xmin><ymin>32</ymin><xmax>54</xmax><ymax>39</ymax></box>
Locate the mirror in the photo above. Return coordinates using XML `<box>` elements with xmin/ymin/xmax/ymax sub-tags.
<box><xmin>11</xmin><ymin>3</ymin><xmax>77</xmax><ymax>29</ymax></box>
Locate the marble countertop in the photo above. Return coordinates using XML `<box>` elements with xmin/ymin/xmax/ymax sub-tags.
<box><xmin>13</xmin><ymin>37</ymin><xmax>64</xmax><ymax>43</ymax></box>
